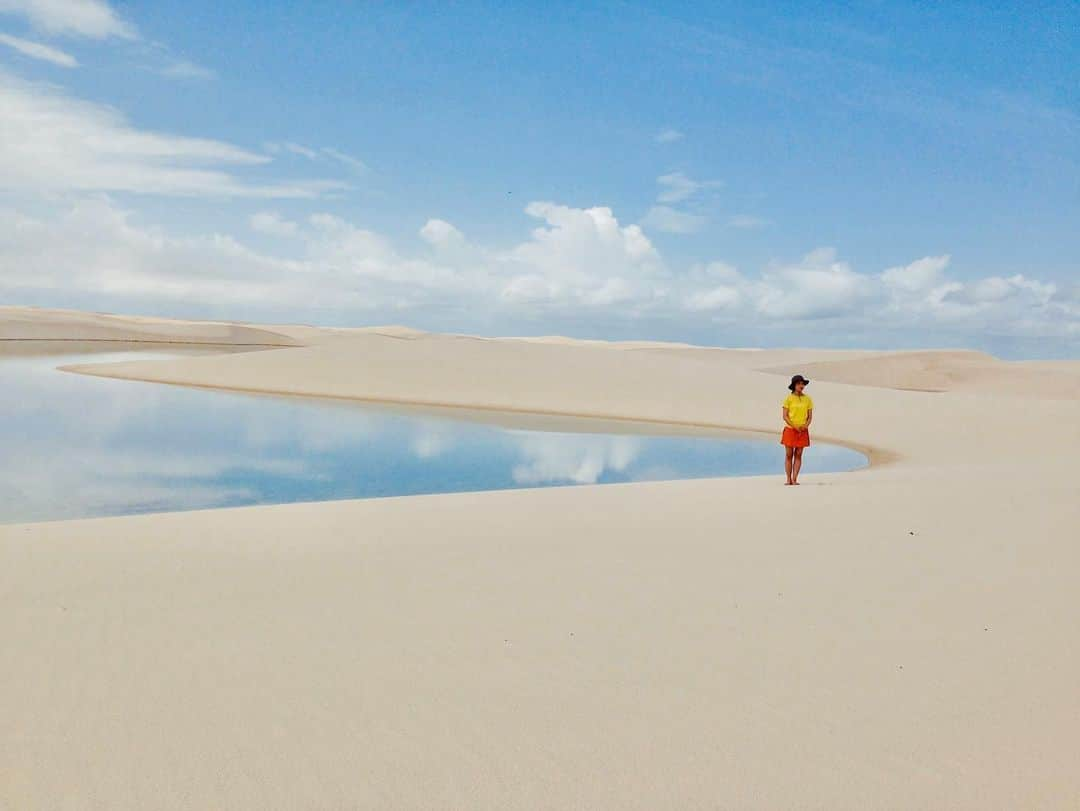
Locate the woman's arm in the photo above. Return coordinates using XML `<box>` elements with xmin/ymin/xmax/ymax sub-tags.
<box><xmin>804</xmin><ymin>409</ymin><xmax>813</xmax><ymax>432</ymax></box>
<box><xmin>782</xmin><ymin>407</ymin><xmax>796</xmax><ymax>430</ymax></box>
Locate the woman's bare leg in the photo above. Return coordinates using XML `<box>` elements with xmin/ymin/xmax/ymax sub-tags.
<box><xmin>792</xmin><ymin>446</ymin><xmax>804</xmax><ymax>484</ymax></box>
<box><xmin>785</xmin><ymin>446</ymin><xmax>794</xmax><ymax>484</ymax></box>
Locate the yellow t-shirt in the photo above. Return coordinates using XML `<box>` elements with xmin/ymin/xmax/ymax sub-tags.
<box><xmin>783</xmin><ymin>393</ymin><xmax>813</xmax><ymax>428</ymax></box>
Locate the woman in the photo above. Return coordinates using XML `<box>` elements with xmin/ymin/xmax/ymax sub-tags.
<box><xmin>781</xmin><ymin>374</ymin><xmax>813</xmax><ymax>485</ymax></box>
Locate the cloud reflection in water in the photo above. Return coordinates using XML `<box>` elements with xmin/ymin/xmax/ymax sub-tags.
<box><xmin>0</xmin><ymin>351</ymin><xmax>866</xmax><ymax>523</ymax></box>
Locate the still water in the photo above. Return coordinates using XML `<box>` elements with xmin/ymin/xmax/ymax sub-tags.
<box><xmin>0</xmin><ymin>348</ymin><xmax>865</xmax><ymax>523</ymax></box>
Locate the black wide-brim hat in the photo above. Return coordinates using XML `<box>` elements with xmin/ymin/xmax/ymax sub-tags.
<box><xmin>788</xmin><ymin>374</ymin><xmax>810</xmax><ymax>391</ymax></box>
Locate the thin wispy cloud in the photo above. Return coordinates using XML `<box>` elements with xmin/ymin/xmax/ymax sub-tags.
<box><xmin>267</xmin><ymin>141</ymin><xmax>320</xmax><ymax>160</ymax></box>
<box><xmin>645</xmin><ymin>172</ymin><xmax>722</xmax><ymax>234</ymax></box>
<box><xmin>159</xmin><ymin>59</ymin><xmax>215</xmax><ymax>80</ymax></box>
<box><xmin>726</xmin><ymin>215</ymin><xmax>770</xmax><ymax>230</ymax></box>
<box><xmin>656</xmin><ymin>171</ymin><xmax>699</xmax><ymax>203</ymax></box>
<box><xmin>0</xmin><ymin>0</ymin><xmax>135</xmax><ymax>39</ymax></box>
<box><xmin>656</xmin><ymin>171</ymin><xmax>722</xmax><ymax>204</ymax></box>
<box><xmin>267</xmin><ymin>142</ymin><xmax>369</xmax><ymax>174</ymax></box>
<box><xmin>322</xmin><ymin>147</ymin><xmax>368</xmax><ymax>174</ymax></box>
<box><xmin>641</xmin><ymin>205</ymin><xmax>705</xmax><ymax>234</ymax></box>
<box><xmin>0</xmin><ymin>31</ymin><xmax>76</xmax><ymax>65</ymax></box>
<box><xmin>129</xmin><ymin>39</ymin><xmax>217</xmax><ymax>82</ymax></box>
<box><xmin>0</xmin><ymin>71</ymin><xmax>342</xmax><ymax>197</ymax></box>
<box><xmin>655</xmin><ymin>128</ymin><xmax>683</xmax><ymax>143</ymax></box>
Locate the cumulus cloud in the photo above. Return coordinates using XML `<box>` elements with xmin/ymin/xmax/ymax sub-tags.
<box><xmin>500</xmin><ymin>202</ymin><xmax>662</xmax><ymax>306</ymax></box>
<box><xmin>753</xmin><ymin>248</ymin><xmax>876</xmax><ymax>319</ymax></box>
<box><xmin>882</xmin><ymin>254</ymin><xmax>951</xmax><ymax>294</ymax></box>
<box><xmin>680</xmin><ymin>262</ymin><xmax>744</xmax><ymax>312</ymax></box>
<box><xmin>0</xmin><ymin>199</ymin><xmax>310</xmax><ymax>306</ymax></box>
<box><xmin>967</xmin><ymin>274</ymin><xmax>1055</xmax><ymax>305</ymax></box>
<box><xmin>305</xmin><ymin>212</ymin><xmax>464</xmax><ymax>293</ymax></box>
<box><xmin>0</xmin><ymin>31</ymin><xmax>77</xmax><ymax>65</ymax></box>
<box><xmin>0</xmin><ymin>198</ymin><xmax>668</xmax><ymax>318</ymax></box>
<box><xmin>419</xmin><ymin>218</ymin><xmax>465</xmax><ymax>247</ymax></box>
<box><xmin>0</xmin><ymin>0</ymin><xmax>135</xmax><ymax>39</ymax></box>
<box><xmin>872</xmin><ymin>255</ymin><xmax>1067</xmax><ymax>336</ymax></box>
<box><xmin>0</xmin><ymin>71</ymin><xmax>342</xmax><ymax>197</ymax></box>
<box><xmin>0</xmin><ymin>196</ymin><xmax>1075</xmax><ymax>343</ymax></box>
<box><xmin>928</xmin><ymin>273</ymin><xmax>1058</xmax><ymax>329</ymax></box>
<box><xmin>684</xmin><ymin>285</ymin><xmax>742</xmax><ymax>313</ymax></box>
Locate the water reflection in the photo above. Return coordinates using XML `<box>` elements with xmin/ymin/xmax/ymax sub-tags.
<box><xmin>510</xmin><ymin>433</ymin><xmax>642</xmax><ymax>484</ymax></box>
<box><xmin>0</xmin><ymin>349</ymin><xmax>866</xmax><ymax>523</ymax></box>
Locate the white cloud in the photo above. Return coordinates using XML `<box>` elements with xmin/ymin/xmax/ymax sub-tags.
<box><xmin>646</xmin><ymin>172</ymin><xmax>720</xmax><ymax>236</ymax></box>
<box><xmin>266</xmin><ymin>141</ymin><xmax>320</xmax><ymax>160</ymax></box>
<box><xmin>0</xmin><ymin>199</ymin><xmax>312</xmax><ymax>309</ymax></box>
<box><xmin>419</xmin><ymin>218</ymin><xmax>464</xmax><ymax>247</ymax></box>
<box><xmin>0</xmin><ymin>198</ymin><xmax>667</xmax><ymax>317</ymax></box>
<box><xmin>726</xmin><ymin>215</ymin><xmax>770</xmax><ymax>230</ymax></box>
<box><xmin>0</xmin><ymin>197</ymin><xmax>1075</xmax><ymax>343</ymax></box>
<box><xmin>160</xmin><ymin>59</ymin><xmax>215</xmax><ymax>80</ymax></box>
<box><xmin>411</xmin><ymin>426</ymin><xmax>454</xmax><ymax>459</ymax></box>
<box><xmin>877</xmin><ymin>256</ymin><xmax>1060</xmax><ymax>333</ymax></box>
<box><xmin>968</xmin><ymin>274</ymin><xmax>1055</xmax><ymax>305</ymax></box>
<box><xmin>655</xmin><ymin>171</ymin><xmax>722</xmax><ymax>204</ymax></box>
<box><xmin>500</xmin><ymin>202</ymin><xmax>662</xmax><ymax>306</ymax></box>
<box><xmin>265</xmin><ymin>142</ymin><xmax>368</xmax><ymax>174</ymax></box>
<box><xmin>924</xmin><ymin>273</ymin><xmax>1059</xmax><ymax>330</ymax></box>
<box><xmin>680</xmin><ymin>261</ymin><xmax>744</xmax><ymax>313</ymax></box>
<box><xmin>0</xmin><ymin>71</ymin><xmax>342</xmax><ymax>197</ymax></box>
<box><xmin>322</xmin><ymin>147</ymin><xmax>368</xmax><ymax>174</ymax></box>
<box><xmin>754</xmin><ymin>248</ymin><xmax>876</xmax><ymax>319</ymax></box>
<box><xmin>640</xmin><ymin>205</ymin><xmax>706</xmax><ymax>234</ymax></box>
<box><xmin>695</xmin><ymin>261</ymin><xmax>741</xmax><ymax>282</ymax></box>
<box><xmin>511</xmin><ymin>434</ymin><xmax>642</xmax><ymax>484</ymax></box>
<box><xmin>0</xmin><ymin>31</ymin><xmax>77</xmax><ymax>66</ymax></box>
<box><xmin>656</xmin><ymin>171</ymin><xmax>699</xmax><ymax>203</ymax></box>
<box><xmin>250</xmin><ymin>211</ymin><xmax>299</xmax><ymax>238</ymax></box>
<box><xmin>881</xmin><ymin>254</ymin><xmax>950</xmax><ymax>294</ymax></box>
<box><xmin>0</xmin><ymin>0</ymin><xmax>134</xmax><ymax>39</ymax></box>
<box><xmin>655</xmin><ymin>128</ymin><xmax>684</xmax><ymax>143</ymax></box>
<box><xmin>684</xmin><ymin>285</ymin><xmax>742</xmax><ymax>312</ymax></box>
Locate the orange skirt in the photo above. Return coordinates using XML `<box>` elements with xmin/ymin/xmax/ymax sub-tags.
<box><xmin>781</xmin><ymin>427</ymin><xmax>810</xmax><ymax>448</ymax></box>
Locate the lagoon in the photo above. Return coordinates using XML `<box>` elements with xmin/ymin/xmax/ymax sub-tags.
<box><xmin>0</xmin><ymin>346</ymin><xmax>865</xmax><ymax>523</ymax></box>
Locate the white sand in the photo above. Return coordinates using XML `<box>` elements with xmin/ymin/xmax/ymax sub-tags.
<box><xmin>2</xmin><ymin>306</ymin><xmax>1079</xmax><ymax>809</ymax></box>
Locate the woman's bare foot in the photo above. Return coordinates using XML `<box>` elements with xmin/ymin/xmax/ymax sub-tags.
<box><xmin>785</xmin><ymin>480</ymin><xmax>793</xmax><ymax>486</ymax></box>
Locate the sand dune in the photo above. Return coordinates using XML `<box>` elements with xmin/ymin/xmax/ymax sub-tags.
<box><xmin>761</xmin><ymin>349</ymin><xmax>1080</xmax><ymax>399</ymax></box>
<box><xmin>2</xmin><ymin>309</ymin><xmax>1078</xmax><ymax>809</ymax></box>
<box><xmin>0</xmin><ymin>305</ymin><xmax>301</xmax><ymax>346</ymax></box>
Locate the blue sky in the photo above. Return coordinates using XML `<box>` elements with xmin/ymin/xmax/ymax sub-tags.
<box><xmin>0</xmin><ymin>0</ymin><xmax>1077</xmax><ymax>355</ymax></box>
